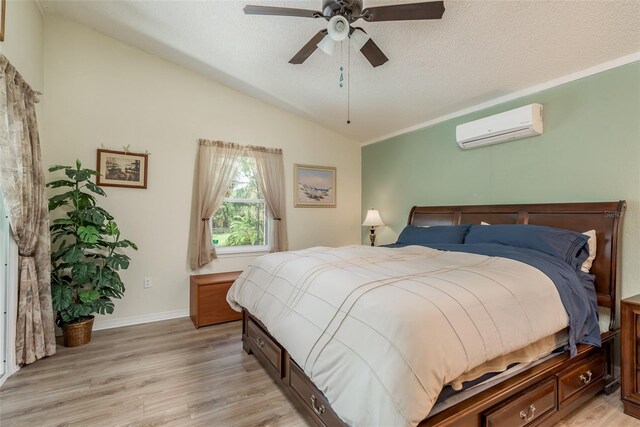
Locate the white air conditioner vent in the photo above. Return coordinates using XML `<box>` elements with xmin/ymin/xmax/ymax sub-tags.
<box><xmin>456</xmin><ymin>104</ymin><xmax>543</xmax><ymax>149</ymax></box>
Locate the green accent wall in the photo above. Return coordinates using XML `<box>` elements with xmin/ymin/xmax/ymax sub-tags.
<box><xmin>362</xmin><ymin>62</ymin><xmax>640</xmax><ymax>297</ymax></box>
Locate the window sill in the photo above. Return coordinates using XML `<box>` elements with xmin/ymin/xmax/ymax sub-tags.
<box><xmin>215</xmin><ymin>247</ymin><xmax>271</xmax><ymax>258</ymax></box>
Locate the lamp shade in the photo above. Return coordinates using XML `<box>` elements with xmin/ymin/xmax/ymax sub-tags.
<box><xmin>327</xmin><ymin>15</ymin><xmax>349</xmax><ymax>41</ymax></box>
<box><xmin>362</xmin><ymin>209</ymin><xmax>384</xmax><ymax>227</ymax></box>
<box><xmin>350</xmin><ymin>28</ymin><xmax>370</xmax><ymax>51</ymax></box>
<box><xmin>317</xmin><ymin>34</ymin><xmax>335</xmax><ymax>56</ymax></box>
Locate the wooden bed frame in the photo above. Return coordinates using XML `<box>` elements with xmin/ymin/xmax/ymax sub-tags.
<box><xmin>241</xmin><ymin>201</ymin><xmax>626</xmax><ymax>427</ymax></box>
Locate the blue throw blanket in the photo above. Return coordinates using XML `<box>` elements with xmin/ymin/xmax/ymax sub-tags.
<box><xmin>383</xmin><ymin>242</ymin><xmax>600</xmax><ymax>356</ymax></box>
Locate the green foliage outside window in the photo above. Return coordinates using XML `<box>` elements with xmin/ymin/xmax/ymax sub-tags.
<box><xmin>211</xmin><ymin>156</ymin><xmax>267</xmax><ymax>247</ymax></box>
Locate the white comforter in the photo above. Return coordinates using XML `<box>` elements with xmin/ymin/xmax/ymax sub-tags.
<box><xmin>227</xmin><ymin>245</ymin><xmax>569</xmax><ymax>427</ymax></box>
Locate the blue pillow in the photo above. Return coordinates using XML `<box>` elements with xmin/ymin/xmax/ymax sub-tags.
<box><xmin>464</xmin><ymin>224</ymin><xmax>589</xmax><ymax>269</ymax></box>
<box><xmin>396</xmin><ymin>225</ymin><xmax>471</xmax><ymax>245</ymax></box>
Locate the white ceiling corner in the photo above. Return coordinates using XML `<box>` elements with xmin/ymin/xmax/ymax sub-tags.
<box><xmin>40</xmin><ymin>0</ymin><xmax>640</xmax><ymax>143</ymax></box>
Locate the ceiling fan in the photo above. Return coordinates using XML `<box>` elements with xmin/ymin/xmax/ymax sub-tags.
<box><xmin>244</xmin><ymin>0</ymin><xmax>445</xmax><ymax>67</ymax></box>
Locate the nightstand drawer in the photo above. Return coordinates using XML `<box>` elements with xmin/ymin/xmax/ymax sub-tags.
<box><xmin>621</xmin><ymin>295</ymin><xmax>640</xmax><ymax>419</ymax></box>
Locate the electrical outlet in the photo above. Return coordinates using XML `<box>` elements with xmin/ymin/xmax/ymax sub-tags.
<box><xmin>144</xmin><ymin>277</ymin><xmax>152</xmax><ymax>288</ymax></box>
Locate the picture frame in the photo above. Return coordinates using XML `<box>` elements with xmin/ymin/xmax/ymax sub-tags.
<box><xmin>0</xmin><ymin>0</ymin><xmax>6</xmax><ymax>42</ymax></box>
<box><xmin>294</xmin><ymin>164</ymin><xmax>336</xmax><ymax>208</ymax></box>
<box><xmin>96</xmin><ymin>149</ymin><xmax>148</xmax><ymax>189</ymax></box>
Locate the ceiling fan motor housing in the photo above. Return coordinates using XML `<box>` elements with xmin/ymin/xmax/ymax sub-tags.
<box><xmin>322</xmin><ymin>0</ymin><xmax>363</xmax><ymax>19</ymax></box>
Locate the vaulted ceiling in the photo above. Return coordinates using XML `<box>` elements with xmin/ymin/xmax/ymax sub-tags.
<box><xmin>40</xmin><ymin>0</ymin><xmax>640</xmax><ymax>143</ymax></box>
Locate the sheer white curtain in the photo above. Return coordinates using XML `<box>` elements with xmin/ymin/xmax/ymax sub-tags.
<box><xmin>247</xmin><ymin>147</ymin><xmax>288</xmax><ymax>253</ymax></box>
<box><xmin>190</xmin><ymin>140</ymin><xmax>243</xmax><ymax>269</ymax></box>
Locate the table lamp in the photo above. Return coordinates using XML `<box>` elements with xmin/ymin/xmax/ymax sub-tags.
<box><xmin>362</xmin><ymin>209</ymin><xmax>384</xmax><ymax>246</ymax></box>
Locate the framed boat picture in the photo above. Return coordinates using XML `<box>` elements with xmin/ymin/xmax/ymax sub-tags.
<box><xmin>294</xmin><ymin>164</ymin><xmax>336</xmax><ymax>208</ymax></box>
<box><xmin>96</xmin><ymin>149</ymin><xmax>148</xmax><ymax>189</ymax></box>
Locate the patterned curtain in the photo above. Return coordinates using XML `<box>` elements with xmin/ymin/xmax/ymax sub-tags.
<box><xmin>0</xmin><ymin>54</ymin><xmax>56</xmax><ymax>364</ymax></box>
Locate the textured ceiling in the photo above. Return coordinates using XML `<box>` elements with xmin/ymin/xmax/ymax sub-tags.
<box><xmin>39</xmin><ymin>0</ymin><xmax>640</xmax><ymax>143</ymax></box>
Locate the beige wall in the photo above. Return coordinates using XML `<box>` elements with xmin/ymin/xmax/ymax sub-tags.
<box><xmin>41</xmin><ymin>16</ymin><xmax>362</xmax><ymax>328</ymax></box>
<box><xmin>0</xmin><ymin>0</ymin><xmax>43</xmax><ymax>91</ymax></box>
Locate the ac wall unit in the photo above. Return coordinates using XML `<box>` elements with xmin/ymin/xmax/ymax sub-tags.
<box><xmin>456</xmin><ymin>103</ymin><xmax>543</xmax><ymax>149</ymax></box>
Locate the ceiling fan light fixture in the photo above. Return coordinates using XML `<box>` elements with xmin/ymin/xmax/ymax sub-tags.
<box><xmin>316</xmin><ymin>34</ymin><xmax>336</xmax><ymax>56</ymax></box>
<box><xmin>327</xmin><ymin>15</ymin><xmax>349</xmax><ymax>41</ymax></box>
<box><xmin>350</xmin><ymin>28</ymin><xmax>370</xmax><ymax>51</ymax></box>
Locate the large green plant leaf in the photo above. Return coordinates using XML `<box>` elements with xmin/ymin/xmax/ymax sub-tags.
<box><xmin>107</xmin><ymin>253</ymin><xmax>130</xmax><ymax>270</ymax></box>
<box><xmin>65</xmin><ymin>168</ymin><xmax>92</xmax><ymax>182</ymax></box>
<box><xmin>71</xmin><ymin>262</ymin><xmax>98</xmax><ymax>284</ymax></box>
<box><xmin>113</xmin><ymin>239</ymin><xmax>138</xmax><ymax>250</ymax></box>
<box><xmin>94</xmin><ymin>207</ymin><xmax>114</xmax><ymax>221</ymax></box>
<box><xmin>94</xmin><ymin>268</ymin><xmax>124</xmax><ymax>293</ymax></box>
<box><xmin>76</xmin><ymin>192</ymin><xmax>96</xmax><ymax>210</ymax></box>
<box><xmin>66</xmin><ymin>303</ymin><xmax>93</xmax><ymax>319</ymax></box>
<box><xmin>53</xmin><ymin>218</ymin><xmax>75</xmax><ymax>225</ymax></box>
<box><xmin>62</xmin><ymin>245</ymin><xmax>83</xmax><ymax>264</ymax></box>
<box><xmin>75</xmin><ymin>208</ymin><xmax>106</xmax><ymax>226</ymax></box>
<box><xmin>48</xmin><ymin>192</ymin><xmax>73</xmax><ymax>211</ymax></box>
<box><xmin>84</xmin><ymin>181</ymin><xmax>107</xmax><ymax>197</ymax></box>
<box><xmin>105</xmin><ymin>221</ymin><xmax>120</xmax><ymax>237</ymax></box>
<box><xmin>77</xmin><ymin>226</ymin><xmax>100</xmax><ymax>244</ymax></box>
<box><xmin>49</xmin><ymin>164</ymin><xmax>70</xmax><ymax>172</ymax></box>
<box><xmin>51</xmin><ymin>241</ymin><xmax>69</xmax><ymax>261</ymax></box>
<box><xmin>78</xmin><ymin>289</ymin><xmax>100</xmax><ymax>304</ymax></box>
<box><xmin>46</xmin><ymin>179</ymin><xmax>76</xmax><ymax>189</ymax></box>
<box><xmin>51</xmin><ymin>283</ymin><xmax>73</xmax><ymax>311</ymax></box>
<box><xmin>93</xmin><ymin>298</ymin><xmax>115</xmax><ymax>315</ymax></box>
<box><xmin>51</xmin><ymin>229</ymin><xmax>75</xmax><ymax>245</ymax></box>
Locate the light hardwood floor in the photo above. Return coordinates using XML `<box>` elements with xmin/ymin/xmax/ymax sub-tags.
<box><xmin>0</xmin><ymin>318</ymin><xmax>638</xmax><ymax>427</ymax></box>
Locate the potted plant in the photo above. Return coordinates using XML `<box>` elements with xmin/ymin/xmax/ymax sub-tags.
<box><xmin>47</xmin><ymin>160</ymin><xmax>137</xmax><ymax>347</ymax></box>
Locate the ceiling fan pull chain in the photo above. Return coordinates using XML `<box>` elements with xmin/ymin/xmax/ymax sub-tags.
<box><xmin>338</xmin><ymin>45</ymin><xmax>343</xmax><ymax>86</ymax></box>
<box><xmin>347</xmin><ymin>38</ymin><xmax>351</xmax><ymax>124</ymax></box>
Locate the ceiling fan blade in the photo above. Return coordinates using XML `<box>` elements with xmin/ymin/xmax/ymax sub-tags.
<box><xmin>243</xmin><ymin>5</ymin><xmax>320</xmax><ymax>18</ymax></box>
<box><xmin>359</xmin><ymin>38</ymin><xmax>389</xmax><ymax>67</ymax></box>
<box><xmin>362</xmin><ymin>1</ymin><xmax>445</xmax><ymax>22</ymax></box>
<box><xmin>289</xmin><ymin>30</ymin><xmax>328</xmax><ymax>64</ymax></box>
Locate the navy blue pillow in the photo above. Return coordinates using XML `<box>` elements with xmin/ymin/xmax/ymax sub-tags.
<box><xmin>396</xmin><ymin>225</ymin><xmax>471</xmax><ymax>245</ymax></box>
<box><xmin>464</xmin><ymin>224</ymin><xmax>589</xmax><ymax>269</ymax></box>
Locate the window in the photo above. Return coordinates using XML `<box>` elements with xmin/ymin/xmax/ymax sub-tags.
<box><xmin>211</xmin><ymin>156</ymin><xmax>269</xmax><ymax>254</ymax></box>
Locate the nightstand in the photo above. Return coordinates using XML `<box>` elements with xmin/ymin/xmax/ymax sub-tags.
<box><xmin>621</xmin><ymin>294</ymin><xmax>640</xmax><ymax>419</ymax></box>
<box><xmin>190</xmin><ymin>271</ymin><xmax>242</xmax><ymax>328</ymax></box>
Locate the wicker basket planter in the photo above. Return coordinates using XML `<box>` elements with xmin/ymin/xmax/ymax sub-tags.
<box><xmin>62</xmin><ymin>316</ymin><xmax>95</xmax><ymax>347</ymax></box>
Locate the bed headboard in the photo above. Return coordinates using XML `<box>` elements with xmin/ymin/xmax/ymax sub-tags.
<box><xmin>408</xmin><ymin>201</ymin><xmax>626</xmax><ymax>331</ymax></box>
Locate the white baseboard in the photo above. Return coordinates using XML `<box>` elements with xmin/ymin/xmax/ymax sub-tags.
<box><xmin>92</xmin><ymin>309</ymin><xmax>189</xmax><ymax>331</ymax></box>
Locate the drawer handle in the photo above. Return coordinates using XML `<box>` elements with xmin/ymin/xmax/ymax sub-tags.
<box><xmin>519</xmin><ymin>404</ymin><xmax>536</xmax><ymax>422</ymax></box>
<box><xmin>579</xmin><ymin>370</ymin><xmax>593</xmax><ymax>385</ymax></box>
<box><xmin>256</xmin><ymin>337</ymin><xmax>265</xmax><ymax>348</ymax></box>
<box><xmin>310</xmin><ymin>395</ymin><xmax>326</xmax><ymax>415</ymax></box>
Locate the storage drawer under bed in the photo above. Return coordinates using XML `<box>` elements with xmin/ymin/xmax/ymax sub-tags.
<box><xmin>246</xmin><ymin>318</ymin><xmax>282</xmax><ymax>374</ymax></box>
<box><xmin>289</xmin><ymin>361</ymin><xmax>343</xmax><ymax>427</ymax></box>
<box><xmin>483</xmin><ymin>377</ymin><xmax>557</xmax><ymax>426</ymax></box>
<box><xmin>556</xmin><ymin>352</ymin><xmax>605</xmax><ymax>406</ymax></box>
